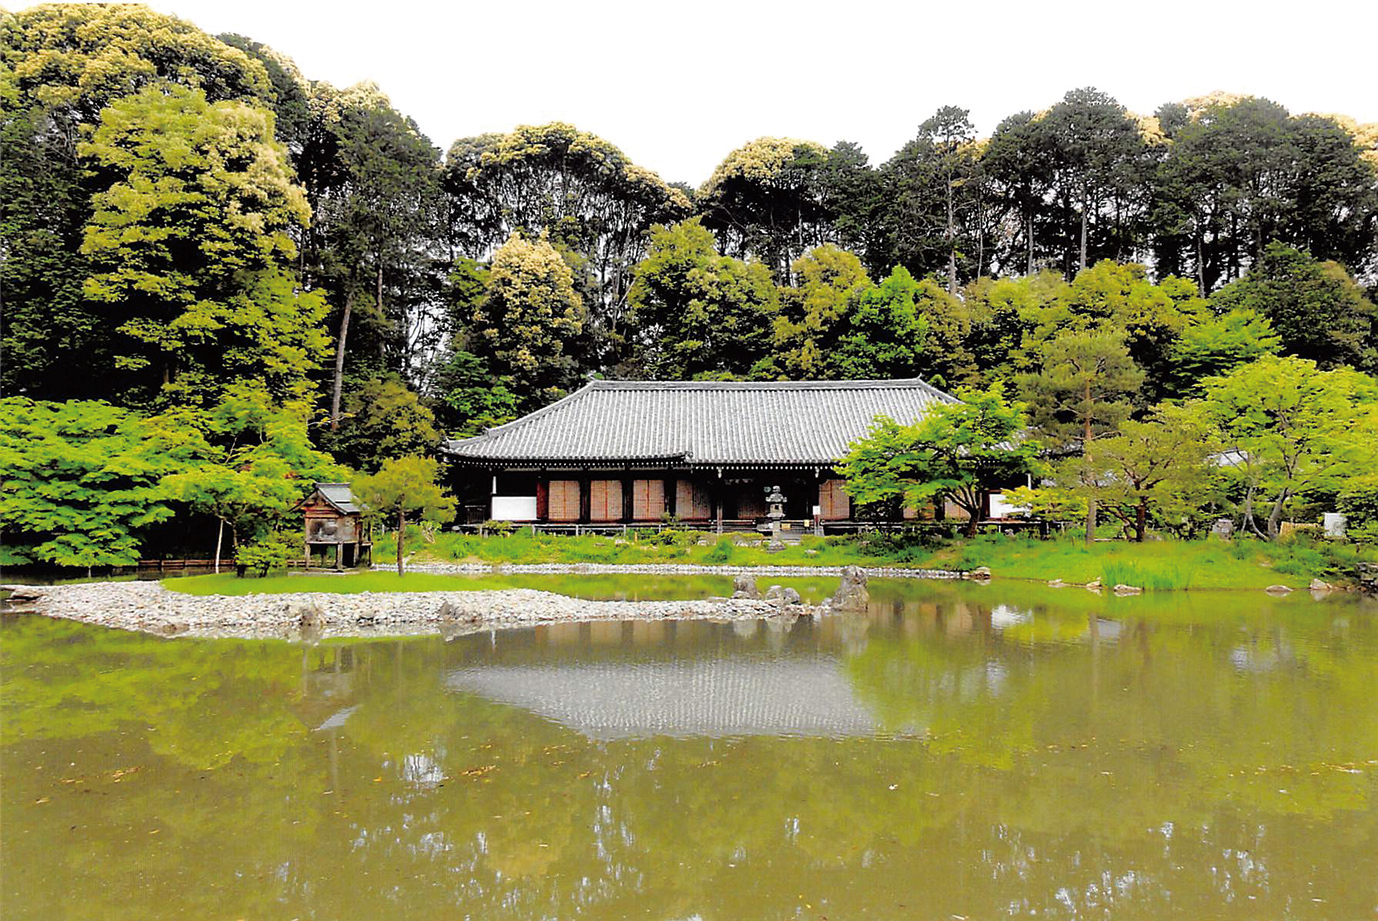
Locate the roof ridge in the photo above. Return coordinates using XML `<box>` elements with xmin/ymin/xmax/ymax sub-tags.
<box><xmin>588</xmin><ymin>378</ymin><xmax>941</xmax><ymax>391</ymax></box>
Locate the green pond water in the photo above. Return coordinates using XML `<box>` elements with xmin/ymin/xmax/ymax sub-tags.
<box><xmin>3</xmin><ymin>579</ymin><xmax>1378</xmax><ymax>920</ymax></box>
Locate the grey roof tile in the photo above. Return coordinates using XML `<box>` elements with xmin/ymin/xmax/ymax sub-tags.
<box><xmin>445</xmin><ymin>378</ymin><xmax>958</xmax><ymax>466</ymax></box>
<box><xmin>315</xmin><ymin>483</ymin><xmax>361</xmax><ymax>514</ymax></box>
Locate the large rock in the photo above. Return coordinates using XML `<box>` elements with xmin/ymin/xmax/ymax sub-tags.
<box><xmin>830</xmin><ymin>565</ymin><xmax>869</xmax><ymax>611</ymax></box>
<box><xmin>968</xmin><ymin>566</ymin><xmax>992</xmax><ymax>581</ymax></box>
<box><xmin>765</xmin><ymin>584</ymin><xmax>802</xmax><ymax>605</ymax></box>
<box><xmin>290</xmin><ymin>600</ymin><xmax>327</xmax><ymax>630</ymax></box>
<box><xmin>731</xmin><ymin>574</ymin><xmax>760</xmax><ymax>599</ymax></box>
<box><xmin>1308</xmin><ymin>578</ymin><xmax>1334</xmax><ymax>593</ymax></box>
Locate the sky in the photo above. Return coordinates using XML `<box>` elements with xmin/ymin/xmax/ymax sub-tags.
<box><xmin>120</xmin><ymin>0</ymin><xmax>1378</xmax><ymax>185</ymax></box>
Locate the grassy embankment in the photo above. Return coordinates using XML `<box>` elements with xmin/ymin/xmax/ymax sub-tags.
<box><xmin>160</xmin><ymin>527</ymin><xmax>1375</xmax><ymax>594</ymax></box>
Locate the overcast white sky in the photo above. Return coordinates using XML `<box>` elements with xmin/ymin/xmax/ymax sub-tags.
<box><xmin>115</xmin><ymin>0</ymin><xmax>1378</xmax><ymax>184</ymax></box>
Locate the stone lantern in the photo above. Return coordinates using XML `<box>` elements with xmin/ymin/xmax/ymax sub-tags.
<box><xmin>761</xmin><ymin>484</ymin><xmax>787</xmax><ymax>551</ymax></box>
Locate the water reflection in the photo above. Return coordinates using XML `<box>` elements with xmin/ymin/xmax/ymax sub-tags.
<box><xmin>3</xmin><ymin>581</ymin><xmax>1378</xmax><ymax>920</ymax></box>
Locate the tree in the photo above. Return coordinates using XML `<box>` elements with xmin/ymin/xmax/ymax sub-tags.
<box><xmin>1165</xmin><ymin>309</ymin><xmax>1281</xmax><ymax>398</ymax></box>
<box><xmin>354</xmin><ymin>456</ymin><xmax>456</xmax><ymax>575</ymax></box>
<box><xmin>879</xmin><ymin>106</ymin><xmax>986</xmax><ymax>292</ymax></box>
<box><xmin>79</xmin><ymin>84</ymin><xmax>328</xmax><ymax>405</ymax></box>
<box><xmin>1083</xmin><ymin>406</ymin><xmax>1217</xmax><ymax>541</ymax></box>
<box><xmin>825</xmin><ymin>267</ymin><xmax>929</xmax><ymax>381</ymax></box>
<box><xmin>1154</xmin><ymin>97</ymin><xmax>1378</xmax><ymax>292</ymax></box>
<box><xmin>1035</xmin><ymin>88</ymin><xmax>1157</xmax><ymax>276</ymax></box>
<box><xmin>1210</xmin><ymin>243</ymin><xmax>1377</xmax><ymax>372</ymax></box>
<box><xmin>443</xmin><ymin>122</ymin><xmax>691</xmax><ymax>359</ymax></box>
<box><xmin>162</xmin><ymin>385</ymin><xmax>342</xmax><ymax>572</ymax></box>
<box><xmin>771</xmin><ymin>245</ymin><xmax>871</xmax><ymax>378</ymax></box>
<box><xmin>625</xmin><ymin>218</ymin><xmax>778</xmax><ymax>379</ymax></box>
<box><xmin>426</xmin><ymin>349</ymin><xmax>519</xmax><ymax>438</ymax></box>
<box><xmin>328</xmin><ymin>377</ymin><xmax>441</xmax><ymax>473</ymax></box>
<box><xmin>1197</xmin><ymin>356</ymin><xmax>1376</xmax><ymax>540</ymax></box>
<box><xmin>0</xmin><ymin>4</ymin><xmax>275</xmax><ymax>400</ymax></box>
<box><xmin>0</xmin><ymin>398</ymin><xmax>205</xmax><ymax>571</ymax></box>
<box><xmin>470</xmin><ymin>232</ymin><xmax>587</xmax><ymax>410</ymax></box>
<box><xmin>1017</xmin><ymin>330</ymin><xmax>1145</xmax><ymax>545</ymax></box>
<box><xmin>837</xmin><ymin>386</ymin><xmax>1041</xmax><ymax>537</ymax></box>
<box><xmin>696</xmin><ymin>137</ymin><xmax>831</xmax><ymax>280</ymax></box>
<box><xmin>301</xmin><ymin>82</ymin><xmax>444</xmax><ymax>424</ymax></box>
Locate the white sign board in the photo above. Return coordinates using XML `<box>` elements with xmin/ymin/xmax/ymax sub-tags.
<box><xmin>491</xmin><ymin>496</ymin><xmax>538</xmax><ymax>521</ymax></box>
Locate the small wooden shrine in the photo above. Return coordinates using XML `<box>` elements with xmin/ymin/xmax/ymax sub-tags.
<box><xmin>300</xmin><ymin>483</ymin><xmax>371</xmax><ymax>570</ymax></box>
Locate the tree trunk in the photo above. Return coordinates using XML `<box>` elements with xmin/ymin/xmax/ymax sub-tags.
<box><xmin>1266</xmin><ymin>490</ymin><xmax>1289</xmax><ymax>541</ymax></box>
<box><xmin>1078</xmin><ymin>198</ymin><xmax>1089</xmax><ymax>274</ymax></box>
<box><xmin>1083</xmin><ymin>379</ymin><xmax>1096</xmax><ymax>547</ymax></box>
<box><xmin>1135</xmin><ymin>500</ymin><xmax>1147</xmax><ymax>543</ymax></box>
<box><xmin>213</xmin><ymin>519</ymin><xmax>224</xmax><ymax>575</ymax></box>
<box><xmin>1026</xmin><ymin>211</ymin><xmax>1034</xmax><ymax>275</ymax></box>
<box><xmin>330</xmin><ymin>290</ymin><xmax>353</xmax><ymax>431</ymax></box>
<box><xmin>396</xmin><ymin>508</ymin><xmax>406</xmax><ymax>576</ymax></box>
<box><xmin>946</xmin><ymin>178</ymin><xmax>958</xmax><ymax>295</ymax></box>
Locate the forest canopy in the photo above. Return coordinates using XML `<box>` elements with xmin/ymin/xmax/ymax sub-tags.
<box><xmin>2</xmin><ymin>3</ymin><xmax>1378</xmax><ymax>565</ymax></box>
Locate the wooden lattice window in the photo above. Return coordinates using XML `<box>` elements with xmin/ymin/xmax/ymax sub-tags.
<box><xmin>818</xmin><ymin>479</ymin><xmax>851</xmax><ymax>520</ymax></box>
<box><xmin>589</xmin><ymin>479</ymin><xmax>623</xmax><ymax>521</ymax></box>
<box><xmin>632</xmin><ymin>479</ymin><xmax>666</xmax><ymax>520</ymax></box>
<box><xmin>675</xmin><ymin>479</ymin><xmax>711</xmax><ymax>520</ymax></box>
<box><xmin>547</xmin><ymin>480</ymin><xmax>580</xmax><ymax>521</ymax></box>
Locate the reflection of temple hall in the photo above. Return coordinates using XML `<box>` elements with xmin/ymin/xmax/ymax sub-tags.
<box><xmin>446</xmin><ymin>378</ymin><xmax>999</xmax><ymax>530</ymax></box>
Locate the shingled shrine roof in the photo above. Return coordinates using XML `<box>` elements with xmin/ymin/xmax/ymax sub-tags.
<box><xmin>312</xmin><ymin>483</ymin><xmax>361</xmax><ymax>514</ymax></box>
<box><xmin>445</xmin><ymin>378</ymin><xmax>959</xmax><ymax>467</ymax></box>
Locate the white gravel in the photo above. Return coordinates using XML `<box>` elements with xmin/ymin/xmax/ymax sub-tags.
<box><xmin>1</xmin><ymin>579</ymin><xmax>823</xmax><ymax>642</ymax></box>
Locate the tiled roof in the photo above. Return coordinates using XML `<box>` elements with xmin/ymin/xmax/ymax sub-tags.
<box><xmin>445</xmin><ymin>378</ymin><xmax>959</xmax><ymax>466</ymax></box>
<box><xmin>315</xmin><ymin>483</ymin><xmax>361</xmax><ymax>514</ymax></box>
<box><xmin>446</xmin><ymin>656</ymin><xmax>880</xmax><ymax>739</ymax></box>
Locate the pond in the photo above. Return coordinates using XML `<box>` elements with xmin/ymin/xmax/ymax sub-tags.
<box><xmin>3</xmin><ymin>580</ymin><xmax>1377</xmax><ymax>919</ymax></box>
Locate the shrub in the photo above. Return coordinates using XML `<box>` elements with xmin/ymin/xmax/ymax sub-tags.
<box><xmin>236</xmin><ymin>532</ymin><xmax>294</xmax><ymax>578</ymax></box>
<box><xmin>704</xmin><ymin>537</ymin><xmax>736</xmax><ymax>563</ymax></box>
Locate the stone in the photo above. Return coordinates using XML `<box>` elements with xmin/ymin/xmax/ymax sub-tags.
<box><xmin>1084</xmin><ymin>580</ymin><xmax>1103</xmax><ymax>593</ymax></box>
<box><xmin>1209</xmin><ymin>518</ymin><xmax>1235</xmax><ymax>540</ymax></box>
<box><xmin>1309</xmin><ymin>578</ymin><xmax>1334</xmax><ymax>593</ymax></box>
<box><xmin>1265</xmin><ymin>584</ymin><xmax>1294</xmax><ymax>595</ymax></box>
<box><xmin>805</xmin><ymin>549</ymin><xmax>819</xmax><ymax>557</ymax></box>
<box><xmin>969</xmin><ymin>566</ymin><xmax>992</xmax><ymax>580</ymax></box>
<box><xmin>1113</xmin><ymin>584</ymin><xmax>1143</xmax><ymax>595</ymax></box>
<box><xmin>830</xmin><ymin>565</ymin><xmax>870</xmax><ymax>612</ymax></box>
<box><xmin>1047</xmin><ymin>579</ymin><xmax>1065</xmax><ymax>588</ymax></box>
<box><xmin>290</xmin><ymin>600</ymin><xmax>327</xmax><ymax>630</ymax></box>
<box><xmin>731</xmin><ymin>574</ymin><xmax>760</xmax><ymax>599</ymax></box>
<box><xmin>767</xmin><ymin>540</ymin><xmax>787</xmax><ymax>553</ymax></box>
<box><xmin>765</xmin><ymin>585</ymin><xmax>802</xmax><ymax>605</ymax></box>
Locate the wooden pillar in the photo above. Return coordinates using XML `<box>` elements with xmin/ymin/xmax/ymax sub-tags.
<box><xmin>665</xmin><ymin>473</ymin><xmax>677</xmax><ymax>519</ymax></box>
<box><xmin>712</xmin><ymin>472</ymin><xmax>724</xmax><ymax>535</ymax></box>
<box><xmin>622</xmin><ymin>471</ymin><xmax>634</xmax><ymax>523</ymax></box>
<box><xmin>578</xmin><ymin>472</ymin><xmax>591</xmax><ymax>524</ymax></box>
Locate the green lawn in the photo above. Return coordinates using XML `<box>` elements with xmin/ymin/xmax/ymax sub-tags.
<box><xmin>159</xmin><ymin>528</ymin><xmax>1372</xmax><ymax>594</ymax></box>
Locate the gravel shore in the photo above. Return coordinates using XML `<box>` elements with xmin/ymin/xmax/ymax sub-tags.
<box><xmin>1</xmin><ymin>579</ymin><xmax>821</xmax><ymax>641</ymax></box>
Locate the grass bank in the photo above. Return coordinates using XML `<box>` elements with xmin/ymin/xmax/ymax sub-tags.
<box><xmin>158</xmin><ymin>528</ymin><xmax>1371</xmax><ymax>594</ymax></box>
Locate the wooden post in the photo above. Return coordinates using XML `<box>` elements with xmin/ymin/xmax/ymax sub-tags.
<box><xmin>578</xmin><ymin>472</ymin><xmax>591</xmax><ymax>524</ymax></box>
<box><xmin>622</xmin><ymin>471</ymin><xmax>634</xmax><ymax>524</ymax></box>
<box><xmin>713</xmin><ymin>472</ymin><xmax>724</xmax><ymax>535</ymax></box>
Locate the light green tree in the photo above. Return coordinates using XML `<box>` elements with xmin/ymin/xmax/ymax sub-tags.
<box><xmin>161</xmin><ymin>384</ymin><xmax>342</xmax><ymax>572</ymax></box>
<box><xmin>0</xmin><ymin>398</ymin><xmax>205</xmax><ymax>571</ymax></box>
<box><xmin>328</xmin><ymin>377</ymin><xmax>440</xmax><ymax>473</ymax></box>
<box><xmin>1081</xmin><ymin>405</ymin><xmax>1219</xmax><ymax>541</ymax></box>
<box><xmin>79</xmin><ymin>83</ymin><xmax>328</xmax><ymax>405</ymax></box>
<box><xmin>470</xmin><ymin>232</ymin><xmax>586</xmax><ymax>410</ymax></box>
<box><xmin>354</xmin><ymin>456</ymin><xmax>456</xmax><ymax>575</ymax></box>
<box><xmin>772</xmin><ymin>245</ymin><xmax>871</xmax><ymax>378</ymax></box>
<box><xmin>836</xmin><ymin>386</ymin><xmax>1041</xmax><ymax>537</ymax></box>
<box><xmin>1198</xmin><ymin>355</ymin><xmax>1377</xmax><ymax>540</ymax></box>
